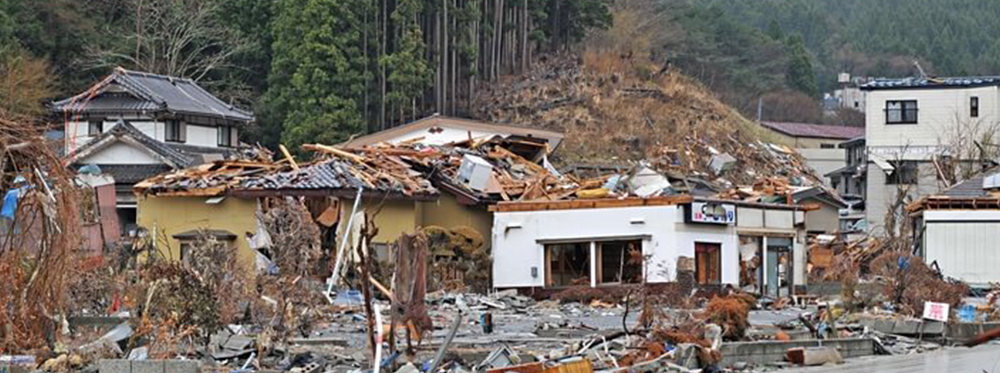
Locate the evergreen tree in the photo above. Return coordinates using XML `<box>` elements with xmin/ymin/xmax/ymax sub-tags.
<box><xmin>380</xmin><ymin>0</ymin><xmax>431</xmax><ymax>124</ymax></box>
<box><xmin>785</xmin><ymin>34</ymin><xmax>817</xmax><ymax>97</ymax></box>
<box><xmin>0</xmin><ymin>0</ymin><xmax>15</xmax><ymax>53</ymax></box>
<box><xmin>765</xmin><ymin>19</ymin><xmax>784</xmax><ymax>41</ymax></box>
<box><xmin>264</xmin><ymin>0</ymin><xmax>370</xmax><ymax>150</ymax></box>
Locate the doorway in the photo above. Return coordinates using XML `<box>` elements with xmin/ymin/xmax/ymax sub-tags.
<box><xmin>695</xmin><ymin>242</ymin><xmax>722</xmax><ymax>285</ymax></box>
<box><xmin>765</xmin><ymin>237</ymin><xmax>793</xmax><ymax>297</ymax></box>
<box><xmin>598</xmin><ymin>240</ymin><xmax>643</xmax><ymax>284</ymax></box>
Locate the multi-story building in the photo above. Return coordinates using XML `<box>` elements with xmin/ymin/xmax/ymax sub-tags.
<box><xmin>51</xmin><ymin>67</ymin><xmax>254</xmax><ymax>236</ymax></box>
<box><xmin>860</xmin><ymin>76</ymin><xmax>1000</xmax><ymax>232</ymax></box>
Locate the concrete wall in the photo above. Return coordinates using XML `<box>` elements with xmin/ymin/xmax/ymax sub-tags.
<box><xmin>797</xmin><ymin>148</ymin><xmax>847</xmax><ymax>186</ymax></box>
<box><xmin>719</xmin><ymin>338</ymin><xmax>875</xmax><ymax>366</ymax></box>
<box><xmin>419</xmin><ymin>193</ymin><xmax>493</xmax><ymax>250</ymax></box>
<box><xmin>491</xmin><ymin>205</ymin><xmax>738</xmax><ymax>288</ymax></box>
<box><xmin>802</xmin><ymin>199</ymin><xmax>841</xmax><ymax>234</ymax></box>
<box><xmin>136</xmin><ymin>195</ymin><xmax>258</xmax><ymax>266</ymax></box>
<box><xmin>923</xmin><ymin>210</ymin><xmax>1000</xmax><ymax>285</ymax></box>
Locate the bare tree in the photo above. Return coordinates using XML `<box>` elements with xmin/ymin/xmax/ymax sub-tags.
<box><xmin>938</xmin><ymin>113</ymin><xmax>1000</xmax><ymax>185</ymax></box>
<box><xmin>87</xmin><ymin>0</ymin><xmax>246</xmax><ymax>81</ymax></box>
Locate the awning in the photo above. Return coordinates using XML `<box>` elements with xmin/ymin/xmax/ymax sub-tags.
<box><xmin>870</xmin><ymin>154</ymin><xmax>895</xmax><ymax>173</ymax></box>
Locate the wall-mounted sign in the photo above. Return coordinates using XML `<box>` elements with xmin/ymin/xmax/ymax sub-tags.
<box><xmin>685</xmin><ymin>202</ymin><xmax>736</xmax><ymax>225</ymax></box>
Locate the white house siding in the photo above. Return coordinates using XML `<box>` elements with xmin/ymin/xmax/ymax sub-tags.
<box><xmin>490</xmin><ymin>205</ymin><xmax>738</xmax><ymax>288</ymax></box>
<box><xmin>66</xmin><ymin>119</ymin><xmax>161</xmax><ymax>152</ymax></box>
<box><xmin>923</xmin><ymin>210</ymin><xmax>1000</xmax><ymax>285</ymax></box>
<box><xmin>865</xmin><ymin>162</ymin><xmax>943</xmax><ymax>232</ymax></box>
<box><xmin>78</xmin><ymin>142</ymin><xmax>162</xmax><ymax>164</ymax></box>
<box><xmin>865</xmin><ymin>86</ymin><xmax>999</xmax><ymax>155</ymax></box>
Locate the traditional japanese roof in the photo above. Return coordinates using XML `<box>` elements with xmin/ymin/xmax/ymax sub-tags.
<box><xmin>67</xmin><ymin>120</ymin><xmax>198</xmax><ymax>168</ymax></box>
<box><xmin>51</xmin><ymin>67</ymin><xmax>254</xmax><ymax>124</ymax></box>
<box><xmin>861</xmin><ymin>76</ymin><xmax>1000</xmax><ymax>91</ymax></box>
<box><xmin>760</xmin><ymin>121</ymin><xmax>865</xmax><ymax>140</ymax></box>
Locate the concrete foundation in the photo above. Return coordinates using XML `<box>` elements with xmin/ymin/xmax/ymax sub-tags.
<box><xmin>98</xmin><ymin>360</ymin><xmax>198</xmax><ymax>373</ymax></box>
<box><xmin>718</xmin><ymin>338</ymin><xmax>875</xmax><ymax>366</ymax></box>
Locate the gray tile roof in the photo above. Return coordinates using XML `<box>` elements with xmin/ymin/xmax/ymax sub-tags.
<box><xmin>861</xmin><ymin>76</ymin><xmax>1000</xmax><ymax>91</ymax></box>
<box><xmin>68</xmin><ymin>119</ymin><xmax>231</xmax><ymax>170</ymax></box>
<box><xmin>51</xmin><ymin>68</ymin><xmax>254</xmax><ymax>123</ymax></box>
<box><xmin>941</xmin><ymin>172</ymin><xmax>992</xmax><ymax>198</ymax></box>
<box><xmin>240</xmin><ymin>159</ymin><xmax>437</xmax><ymax>195</ymax></box>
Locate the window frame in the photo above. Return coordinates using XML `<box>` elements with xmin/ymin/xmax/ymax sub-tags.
<box><xmin>217</xmin><ymin>126</ymin><xmax>233</xmax><ymax>147</ymax></box>
<box><xmin>88</xmin><ymin>120</ymin><xmax>103</xmax><ymax>136</ymax></box>
<box><xmin>886</xmin><ymin>160</ymin><xmax>919</xmax><ymax>185</ymax></box>
<box><xmin>885</xmin><ymin>100</ymin><xmax>919</xmax><ymax>125</ymax></box>
<box><xmin>971</xmin><ymin>96</ymin><xmax>980</xmax><ymax>118</ymax></box>
<box><xmin>164</xmin><ymin>120</ymin><xmax>184</xmax><ymax>143</ymax></box>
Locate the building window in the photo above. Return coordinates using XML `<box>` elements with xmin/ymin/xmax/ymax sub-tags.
<box><xmin>545</xmin><ymin>242</ymin><xmax>590</xmax><ymax>287</ymax></box>
<box><xmin>88</xmin><ymin>120</ymin><xmax>103</xmax><ymax>136</ymax></box>
<box><xmin>598</xmin><ymin>240</ymin><xmax>642</xmax><ymax>284</ymax></box>
<box><xmin>164</xmin><ymin>120</ymin><xmax>184</xmax><ymax>143</ymax></box>
<box><xmin>820</xmin><ymin>143</ymin><xmax>836</xmax><ymax>149</ymax></box>
<box><xmin>885</xmin><ymin>100</ymin><xmax>918</xmax><ymax>124</ymax></box>
<box><xmin>971</xmin><ymin>96</ymin><xmax>979</xmax><ymax>118</ymax></box>
<box><xmin>886</xmin><ymin>161</ymin><xmax>918</xmax><ymax>185</ymax></box>
<box><xmin>217</xmin><ymin>126</ymin><xmax>233</xmax><ymax>147</ymax></box>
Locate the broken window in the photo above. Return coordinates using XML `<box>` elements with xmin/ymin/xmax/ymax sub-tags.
<box><xmin>886</xmin><ymin>160</ymin><xmax>918</xmax><ymax>185</ymax></box>
<box><xmin>545</xmin><ymin>242</ymin><xmax>590</xmax><ymax>287</ymax></box>
<box><xmin>88</xmin><ymin>120</ymin><xmax>103</xmax><ymax>136</ymax></box>
<box><xmin>598</xmin><ymin>240</ymin><xmax>642</xmax><ymax>284</ymax></box>
<box><xmin>695</xmin><ymin>242</ymin><xmax>722</xmax><ymax>285</ymax></box>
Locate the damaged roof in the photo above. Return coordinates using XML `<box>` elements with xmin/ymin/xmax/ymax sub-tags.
<box><xmin>51</xmin><ymin>67</ymin><xmax>254</xmax><ymax>124</ymax></box>
<box><xmin>135</xmin><ymin>147</ymin><xmax>438</xmax><ymax>200</ymax></box>
<box><xmin>341</xmin><ymin>114</ymin><xmax>564</xmax><ymax>151</ymax></box>
<box><xmin>861</xmin><ymin>76</ymin><xmax>1000</xmax><ymax>91</ymax></box>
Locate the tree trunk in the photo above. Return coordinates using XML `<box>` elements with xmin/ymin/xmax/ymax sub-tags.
<box><xmin>380</xmin><ymin>0</ymin><xmax>387</xmax><ymax>129</ymax></box>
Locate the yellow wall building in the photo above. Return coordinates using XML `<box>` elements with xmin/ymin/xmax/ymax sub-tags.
<box><xmin>136</xmin><ymin>195</ymin><xmax>259</xmax><ymax>265</ymax></box>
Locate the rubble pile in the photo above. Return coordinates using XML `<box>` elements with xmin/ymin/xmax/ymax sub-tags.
<box><xmin>473</xmin><ymin>54</ymin><xmax>820</xmax><ymax>187</ymax></box>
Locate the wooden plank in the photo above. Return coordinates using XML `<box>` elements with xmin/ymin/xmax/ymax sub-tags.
<box><xmin>489</xmin><ymin>195</ymin><xmax>693</xmax><ymax>212</ymax></box>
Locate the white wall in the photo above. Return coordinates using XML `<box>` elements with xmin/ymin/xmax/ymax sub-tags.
<box><xmin>187</xmin><ymin>124</ymin><xmax>220</xmax><ymax>148</ymax></box>
<box><xmin>65</xmin><ymin>119</ymin><xmax>234</xmax><ymax>153</ymax></box>
<box><xmin>78</xmin><ymin>142</ymin><xmax>161</xmax><ymax>164</ymax></box>
<box><xmin>797</xmin><ymin>148</ymin><xmax>846</xmax><ymax>185</ymax></box>
<box><xmin>865</xmin><ymin>86</ymin><xmax>999</xmax><ymax>160</ymax></box>
<box><xmin>923</xmin><ymin>210</ymin><xmax>1000</xmax><ymax>285</ymax></box>
<box><xmin>491</xmin><ymin>205</ymin><xmax>738</xmax><ymax>288</ymax></box>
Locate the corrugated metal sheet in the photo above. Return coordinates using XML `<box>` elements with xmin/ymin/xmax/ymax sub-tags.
<box><xmin>925</xmin><ymin>221</ymin><xmax>1000</xmax><ymax>285</ymax></box>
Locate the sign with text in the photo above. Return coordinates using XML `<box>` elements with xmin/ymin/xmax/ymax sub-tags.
<box><xmin>686</xmin><ymin>202</ymin><xmax>736</xmax><ymax>225</ymax></box>
<box><xmin>922</xmin><ymin>301</ymin><xmax>950</xmax><ymax>322</ymax></box>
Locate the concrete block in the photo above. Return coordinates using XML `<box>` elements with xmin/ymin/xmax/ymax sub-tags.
<box><xmin>131</xmin><ymin>360</ymin><xmax>164</xmax><ymax>373</ymax></box>
<box><xmin>164</xmin><ymin>360</ymin><xmax>199</xmax><ymax>373</ymax></box>
<box><xmin>99</xmin><ymin>359</ymin><xmax>131</xmax><ymax>373</ymax></box>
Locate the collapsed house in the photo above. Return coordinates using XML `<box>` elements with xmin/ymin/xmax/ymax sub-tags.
<box><xmin>908</xmin><ymin>168</ymin><xmax>1000</xmax><ymax>286</ymax></box>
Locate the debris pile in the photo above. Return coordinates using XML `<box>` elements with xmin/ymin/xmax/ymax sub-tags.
<box><xmin>473</xmin><ymin>54</ymin><xmax>820</xmax><ymax>187</ymax></box>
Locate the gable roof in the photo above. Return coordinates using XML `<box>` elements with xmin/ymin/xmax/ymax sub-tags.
<box><xmin>67</xmin><ymin>120</ymin><xmax>196</xmax><ymax>168</ymax></box>
<box><xmin>51</xmin><ymin>67</ymin><xmax>254</xmax><ymax>124</ymax></box>
<box><xmin>342</xmin><ymin>114</ymin><xmax>564</xmax><ymax>150</ymax></box>
<box><xmin>861</xmin><ymin>76</ymin><xmax>1000</xmax><ymax>91</ymax></box>
<box><xmin>760</xmin><ymin>121</ymin><xmax>865</xmax><ymax>140</ymax></box>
